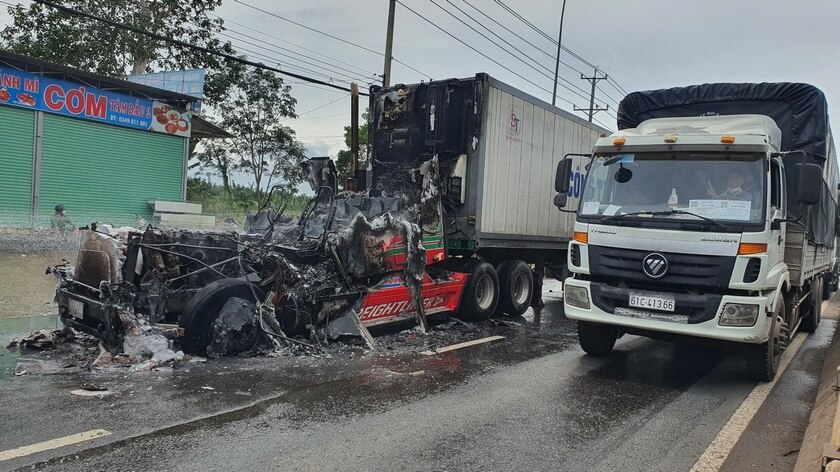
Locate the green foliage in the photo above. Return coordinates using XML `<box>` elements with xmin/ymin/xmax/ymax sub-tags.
<box><xmin>336</xmin><ymin>111</ymin><xmax>370</xmax><ymax>188</ymax></box>
<box><xmin>187</xmin><ymin>177</ymin><xmax>309</xmax><ymax>225</ymax></box>
<box><xmin>1</xmin><ymin>0</ymin><xmax>235</xmax><ymax>104</ymax></box>
<box><xmin>198</xmin><ymin>67</ymin><xmax>306</xmax><ymax>197</ymax></box>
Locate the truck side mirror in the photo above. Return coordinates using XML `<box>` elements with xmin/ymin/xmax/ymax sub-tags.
<box><xmin>554</xmin><ymin>193</ymin><xmax>568</xmax><ymax>208</ymax></box>
<box><xmin>798</xmin><ymin>163</ymin><xmax>822</xmax><ymax>205</ymax></box>
<box><xmin>555</xmin><ymin>159</ymin><xmax>573</xmax><ymax>193</ymax></box>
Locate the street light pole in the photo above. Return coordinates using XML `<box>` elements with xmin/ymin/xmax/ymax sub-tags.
<box><xmin>551</xmin><ymin>0</ymin><xmax>568</xmax><ymax>107</ymax></box>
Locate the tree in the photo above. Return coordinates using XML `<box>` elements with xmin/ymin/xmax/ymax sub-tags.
<box><xmin>202</xmin><ymin>67</ymin><xmax>306</xmax><ymax>197</ymax></box>
<box><xmin>194</xmin><ymin>141</ymin><xmax>234</xmax><ymax>195</ymax></box>
<box><xmin>1</xmin><ymin>0</ymin><xmax>235</xmax><ymax>104</ymax></box>
<box><xmin>336</xmin><ymin>111</ymin><xmax>370</xmax><ymax>188</ymax></box>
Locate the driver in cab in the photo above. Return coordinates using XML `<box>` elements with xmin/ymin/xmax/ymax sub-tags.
<box><xmin>706</xmin><ymin>170</ymin><xmax>753</xmax><ymax>201</ymax></box>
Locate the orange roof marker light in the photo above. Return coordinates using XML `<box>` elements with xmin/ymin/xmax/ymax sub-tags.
<box><xmin>721</xmin><ymin>135</ymin><xmax>736</xmax><ymax>144</ymax></box>
<box><xmin>613</xmin><ymin>137</ymin><xmax>626</xmax><ymax>146</ymax></box>
<box><xmin>738</xmin><ymin>243</ymin><xmax>767</xmax><ymax>255</ymax></box>
<box><xmin>664</xmin><ymin>134</ymin><xmax>678</xmax><ymax>143</ymax></box>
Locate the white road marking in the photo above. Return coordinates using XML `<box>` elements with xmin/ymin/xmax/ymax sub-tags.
<box><xmin>421</xmin><ymin>335</ymin><xmax>505</xmax><ymax>355</ymax></box>
<box><xmin>690</xmin><ymin>333</ymin><xmax>808</xmax><ymax>472</ymax></box>
<box><xmin>0</xmin><ymin>429</ymin><xmax>111</xmax><ymax>462</ymax></box>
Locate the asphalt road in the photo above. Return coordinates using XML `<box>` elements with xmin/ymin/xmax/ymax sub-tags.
<box><xmin>1</xmin><ymin>282</ymin><xmax>836</xmax><ymax>472</ymax></box>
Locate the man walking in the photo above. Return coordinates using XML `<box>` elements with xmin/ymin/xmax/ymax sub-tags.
<box><xmin>50</xmin><ymin>204</ymin><xmax>74</xmax><ymax>238</ymax></box>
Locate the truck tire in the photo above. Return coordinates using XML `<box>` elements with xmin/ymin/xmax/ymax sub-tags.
<box><xmin>577</xmin><ymin>321</ymin><xmax>618</xmax><ymax>356</ymax></box>
<box><xmin>823</xmin><ymin>273</ymin><xmax>833</xmax><ymax>300</ymax></box>
<box><xmin>746</xmin><ymin>299</ymin><xmax>783</xmax><ymax>382</ymax></box>
<box><xmin>179</xmin><ymin>279</ymin><xmax>263</xmax><ymax>355</ymax></box>
<box><xmin>457</xmin><ymin>260</ymin><xmax>500</xmax><ymax>322</ymax></box>
<box><xmin>497</xmin><ymin>260</ymin><xmax>533</xmax><ymax>317</ymax></box>
<box><xmin>802</xmin><ymin>279</ymin><xmax>822</xmax><ymax>333</ymax></box>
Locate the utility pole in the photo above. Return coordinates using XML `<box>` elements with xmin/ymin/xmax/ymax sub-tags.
<box><xmin>348</xmin><ymin>82</ymin><xmax>361</xmax><ymax>191</ymax></box>
<box><xmin>551</xmin><ymin>0</ymin><xmax>567</xmax><ymax>107</ymax></box>
<box><xmin>574</xmin><ymin>67</ymin><xmax>609</xmax><ymax>122</ymax></box>
<box><xmin>382</xmin><ymin>0</ymin><xmax>396</xmax><ymax>87</ymax></box>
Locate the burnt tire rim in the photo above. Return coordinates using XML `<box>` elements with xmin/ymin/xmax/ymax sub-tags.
<box><xmin>512</xmin><ymin>271</ymin><xmax>530</xmax><ymax>307</ymax></box>
<box><xmin>475</xmin><ymin>273</ymin><xmax>495</xmax><ymax>311</ymax></box>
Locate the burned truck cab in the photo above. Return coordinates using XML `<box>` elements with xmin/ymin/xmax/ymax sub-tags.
<box><xmin>370</xmin><ymin>79</ymin><xmax>479</xmax><ymax>242</ymax></box>
<box><xmin>368</xmin><ymin>75</ymin><xmax>605</xmax><ymax>316</ymax></box>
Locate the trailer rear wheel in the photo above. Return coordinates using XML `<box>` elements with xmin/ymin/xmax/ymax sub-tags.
<box><xmin>802</xmin><ymin>279</ymin><xmax>822</xmax><ymax>333</ymax></box>
<box><xmin>179</xmin><ymin>279</ymin><xmax>263</xmax><ymax>355</ymax></box>
<box><xmin>457</xmin><ymin>260</ymin><xmax>500</xmax><ymax>322</ymax></box>
<box><xmin>746</xmin><ymin>299</ymin><xmax>783</xmax><ymax>381</ymax></box>
<box><xmin>497</xmin><ymin>260</ymin><xmax>533</xmax><ymax>317</ymax></box>
<box><xmin>577</xmin><ymin>321</ymin><xmax>618</xmax><ymax>356</ymax></box>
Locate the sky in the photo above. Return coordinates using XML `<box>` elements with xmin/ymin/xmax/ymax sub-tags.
<box><xmin>2</xmin><ymin>0</ymin><xmax>839</xmax><ymax>188</ymax></box>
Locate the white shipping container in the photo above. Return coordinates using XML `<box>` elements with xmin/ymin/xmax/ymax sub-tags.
<box><xmin>474</xmin><ymin>78</ymin><xmax>607</xmax><ymax>248</ymax></box>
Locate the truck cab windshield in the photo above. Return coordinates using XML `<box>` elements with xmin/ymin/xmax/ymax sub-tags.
<box><xmin>578</xmin><ymin>152</ymin><xmax>765</xmax><ymax>225</ymax></box>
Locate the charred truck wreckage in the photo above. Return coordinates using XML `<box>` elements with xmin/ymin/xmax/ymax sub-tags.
<box><xmin>50</xmin><ymin>74</ymin><xmax>605</xmax><ymax>357</ymax></box>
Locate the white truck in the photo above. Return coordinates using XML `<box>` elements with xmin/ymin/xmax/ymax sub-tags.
<box><xmin>555</xmin><ymin>83</ymin><xmax>838</xmax><ymax>380</ymax></box>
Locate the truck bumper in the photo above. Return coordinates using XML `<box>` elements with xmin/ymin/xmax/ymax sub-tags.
<box><xmin>563</xmin><ymin>279</ymin><xmax>772</xmax><ymax>344</ymax></box>
<box><xmin>56</xmin><ymin>287</ymin><xmax>122</xmax><ymax>345</ymax></box>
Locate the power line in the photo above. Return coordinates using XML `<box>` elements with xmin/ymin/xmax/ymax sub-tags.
<box><xmin>492</xmin><ymin>0</ymin><xmax>632</xmax><ymax>95</ymax></box>
<box><xmin>607</xmin><ymin>76</ymin><xmax>630</xmax><ymax>96</ymax></box>
<box><xmin>213</xmin><ymin>14</ymin><xmax>379</xmax><ymax>78</ymax></box>
<box><xmin>218</xmin><ymin>30</ymin><xmax>367</xmax><ymax>85</ymax></box>
<box><xmin>396</xmin><ymin>0</ymin><xmax>576</xmax><ymax>108</ymax></box>
<box><xmin>294</xmin><ymin>110</ymin><xmax>351</xmax><ymax>121</ymax></box>
<box><xmin>297</xmin><ymin>95</ymin><xmax>348</xmax><ymax>116</ymax></box>
<box><xmin>595</xmin><ymin>84</ymin><xmax>621</xmax><ymax>107</ymax></box>
<box><xmin>284</xmin><ymin>80</ymin><xmax>350</xmax><ymax>95</ymax></box>
<box><xmin>233</xmin><ymin>0</ymin><xmax>430</xmax><ymax>79</ymax></box>
<box><xmin>493</xmin><ymin>0</ymin><xmax>594</xmax><ymax>68</ymax></box>
<box><xmin>592</xmin><ymin>115</ymin><xmax>613</xmax><ymax>131</ymax></box>
<box><xmin>220</xmin><ymin>27</ymin><xmax>374</xmax><ymax>83</ymax></box>
<box><xmin>30</xmin><ymin>0</ymin><xmax>367</xmax><ymax>95</ymax></box>
<box><xmin>461</xmin><ymin>0</ymin><xmax>585</xmax><ymax>76</ymax></box>
<box><xmin>437</xmin><ymin>0</ymin><xmax>607</xmax><ymax>108</ymax></box>
<box><xmin>230</xmin><ymin>42</ymin><xmax>355</xmax><ymax>86</ymax></box>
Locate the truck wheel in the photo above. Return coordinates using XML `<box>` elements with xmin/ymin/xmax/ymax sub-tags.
<box><xmin>497</xmin><ymin>260</ymin><xmax>533</xmax><ymax>317</ymax></box>
<box><xmin>457</xmin><ymin>260</ymin><xmax>500</xmax><ymax>322</ymax></box>
<box><xmin>823</xmin><ymin>273</ymin><xmax>833</xmax><ymax>300</ymax></box>
<box><xmin>577</xmin><ymin>321</ymin><xmax>618</xmax><ymax>356</ymax></box>
<box><xmin>802</xmin><ymin>279</ymin><xmax>822</xmax><ymax>333</ymax></box>
<box><xmin>746</xmin><ymin>299</ymin><xmax>783</xmax><ymax>382</ymax></box>
<box><xmin>179</xmin><ymin>279</ymin><xmax>263</xmax><ymax>355</ymax></box>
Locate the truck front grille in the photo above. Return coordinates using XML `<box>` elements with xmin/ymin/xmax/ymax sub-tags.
<box><xmin>588</xmin><ymin>246</ymin><xmax>736</xmax><ymax>290</ymax></box>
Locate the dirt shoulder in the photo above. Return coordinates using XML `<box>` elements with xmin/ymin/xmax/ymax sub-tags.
<box><xmin>0</xmin><ymin>229</ymin><xmax>77</xmax><ymax>318</ymax></box>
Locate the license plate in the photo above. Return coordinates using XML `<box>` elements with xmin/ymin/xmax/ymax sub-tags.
<box><xmin>628</xmin><ymin>294</ymin><xmax>675</xmax><ymax>312</ymax></box>
<box><xmin>68</xmin><ymin>299</ymin><xmax>84</xmax><ymax>319</ymax></box>
<box><xmin>614</xmin><ymin>307</ymin><xmax>688</xmax><ymax>324</ymax></box>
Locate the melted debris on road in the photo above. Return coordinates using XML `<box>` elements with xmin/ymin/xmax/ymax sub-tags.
<box><xmin>4</xmin><ymin>314</ymin><xmax>521</xmax><ymax>377</ymax></box>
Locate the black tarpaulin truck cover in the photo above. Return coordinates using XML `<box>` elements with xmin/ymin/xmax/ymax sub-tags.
<box><xmin>617</xmin><ymin>82</ymin><xmax>838</xmax><ymax>247</ymax></box>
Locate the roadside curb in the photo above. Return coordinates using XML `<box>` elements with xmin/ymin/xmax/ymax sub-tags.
<box><xmin>794</xmin><ymin>298</ymin><xmax>840</xmax><ymax>472</ymax></box>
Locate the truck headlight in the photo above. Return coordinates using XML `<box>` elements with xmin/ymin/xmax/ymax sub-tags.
<box><xmin>719</xmin><ymin>303</ymin><xmax>759</xmax><ymax>327</ymax></box>
<box><xmin>565</xmin><ymin>285</ymin><xmax>590</xmax><ymax>309</ymax></box>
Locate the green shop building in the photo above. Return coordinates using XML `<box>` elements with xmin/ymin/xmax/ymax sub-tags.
<box><xmin>0</xmin><ymin>51</ymin><xmax>223</xmax><ymax>227</ymax></box>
